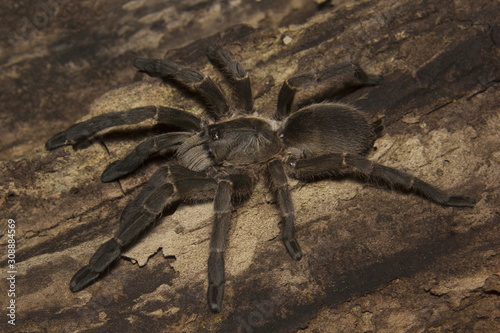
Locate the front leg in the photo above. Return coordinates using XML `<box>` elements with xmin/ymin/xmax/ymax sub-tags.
<box><xmin>206</xmin><ymin>46</ymin><xmax>254</xmax><ymax>113</ymax></box>
<box><xmin>205</xmin><ymin>171</ymin><xmax>257</xmax><ymax>312</ymax></box>
<box><xmin>207</xmin><ymin>179</ymin><xmax>233</xmax><ymax>313</ymax></box>
<box><xmin>46</xmin><ymin>106</ymin><xmax>201</xmax><ymax>150</ymax></box>
<box><xmin>70</xmin><ymin>165</ymin><xmax>218</xmax><ymax>292</ymax></box>
<box><xmin>70</xmin><ymin>166</ymin><xmax>179</xmax><ymax>291</ymax></box>
<box><xmin>101</xmin><ymin>132</ymin><xmax>191</xmax><ymax>182</ymax></box>
<box><xmin>134</xmin><ymin>58</ymin><xmax>229</xmax><ymax>121</ymax></box>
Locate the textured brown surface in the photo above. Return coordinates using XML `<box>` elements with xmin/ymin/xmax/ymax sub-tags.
<box><xmin>1</xmin><ymin>0</ymin><xmax>499</xmax><ymax>332</ymax></box>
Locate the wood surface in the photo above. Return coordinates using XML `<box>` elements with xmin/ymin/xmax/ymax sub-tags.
<box><xmin>1</xmin><ymin>0</ymin><xmax>499</xmax><ymax>332</ymax></box>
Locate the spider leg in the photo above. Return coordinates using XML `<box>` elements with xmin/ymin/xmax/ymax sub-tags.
<box><xmin>267</xmin><ymin>159</ymin><xmax>302</xmax><ymax>260</ymax></box>
<box><xmin>46</xmin><ymin>106</ymin><xmax>201</xmax><ymax>150</ymax></box>
<box><xmin>134</xmin><ymin>58</ymin><xmax>229</xmax><ymax>121</ymax></box>
<box><xmin>207</xmin><ymin>179</ymin><xmax>232</xmax><ymax>313</ymax></box>
<box><xmin>372</xmin><ymin>116</ymin><xmax>385</xmax><ymax>140</ymax></box>
<box><xmin>101</xmin><ymin>132</ymin><xmax>191</xmax><ymax>182</ymax></box>
<box><xmin>70</xmin><ymin>165</ymin><xmax>218</xmax><ymax>292</ymax></box>
<box><xmin>207</xmin><ymin>172</ymin><xmax>255</xmax><ymax>313</ymax></box>
<box><xmin>276</xmin><ymin>62</ymin><xmax>382</xmax><ymax>119</ymax></box>
<box><xmin>291</xmin><ymin>154</ymin><xmax>476</xmax><ymax>207</ymax></box>
<box><xmin>206</xmin><ymin>46</ymin><xmax>253</xmax><ymax>113</ymax></box>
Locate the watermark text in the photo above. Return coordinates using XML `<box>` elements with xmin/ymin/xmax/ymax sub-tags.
<box><xmin>6</xmin><ymin>0</ymin><xmax>74</xmax><ymax>48</ymax></box>
<box><xmin>6</xmin><ymin>219</ymin><xmax>17</xmax><ymax>326</ymax></box>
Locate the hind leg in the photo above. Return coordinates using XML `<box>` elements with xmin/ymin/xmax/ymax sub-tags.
<box><xmin>291</xmin><ymin>153</ymin><xmax>475</xmax><ymax>207</ymax></box>
<box><xmin>276</xmin><ymin>62</ymin><xmax>382</xmax><ymax>119</ymax></box>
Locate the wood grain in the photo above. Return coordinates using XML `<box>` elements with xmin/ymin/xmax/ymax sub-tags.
<box><xmin>1</xmin><ymin>0</ymin><xmax>498</xmax><ymax>332</ymax></box>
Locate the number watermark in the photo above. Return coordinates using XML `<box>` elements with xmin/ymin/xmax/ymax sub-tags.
<box><xmin>235</xmin><ymin>292</ymin><xmax>286</xmax><ymax>333</ymax></box>
<box><xmin>6</xmin><ymin>219</ymin><xmax>17</xmax><ymax>326</ymax></box>
<box><xmin>5</xmin><ymin>0</ymin><xmax>74</xmax><ymax>49</ymax></box>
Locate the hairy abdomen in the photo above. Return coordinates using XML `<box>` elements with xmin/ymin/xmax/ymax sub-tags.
<box><xmin>281</xmin><ymin>103</ymin><xmax>375</xmax><ymax>158</ymax></box>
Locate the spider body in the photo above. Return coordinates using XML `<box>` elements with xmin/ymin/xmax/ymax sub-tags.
<box><xmin>46</xmin><ymin>46</ymin><xmax>475</xmax><ymax>313</ymax></box>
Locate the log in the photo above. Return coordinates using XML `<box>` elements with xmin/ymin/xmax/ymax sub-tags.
<box><xmin>1</xmin><ymin>0</ymin><xmax>498</xmax><ymax>332</ymax></box>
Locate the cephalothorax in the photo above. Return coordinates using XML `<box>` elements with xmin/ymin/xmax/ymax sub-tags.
<box><xmin>46</xmin><ymin>46</ymin><xmax>475</xmax><ymax>312</ymax></box>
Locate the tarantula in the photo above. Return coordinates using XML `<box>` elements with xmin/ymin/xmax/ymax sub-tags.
<box><xmin>46</xmin><ymin>46</ymin><xmax>475</xmax><ymax>312</ymax></box>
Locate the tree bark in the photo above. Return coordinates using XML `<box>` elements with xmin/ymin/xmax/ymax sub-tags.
<box><xmin>1</xmin><ymin>0</ymin><xmax>499</xmax><ymax>332</ymax></box>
